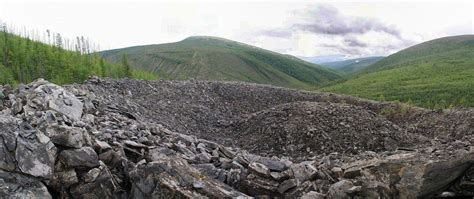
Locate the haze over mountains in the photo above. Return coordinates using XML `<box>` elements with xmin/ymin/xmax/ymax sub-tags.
<box><xmin>319</xmin><ymin>56</ymin><xmax>385</xmax><ymax>75</ymax></box>
<box><xmin>100</xmin><ymin>36</ymin><xmax>341</xmax><ymax>89</ymax></box>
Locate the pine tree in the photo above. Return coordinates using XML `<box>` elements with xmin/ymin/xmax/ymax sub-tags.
<box><xmin>121</xmin><ymin>54</ymin><xmax>132</xmax><ymax>78</ymax></box>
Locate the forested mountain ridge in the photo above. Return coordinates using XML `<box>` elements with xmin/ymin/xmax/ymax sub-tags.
<box><xmin>0</xmin><ymin>27</ymin><xmax>157</xmax><ymax>85</ymax></box>
<box><xmin>320</xmin><ymin>56</ymin><xmax>384</xmax><ymax>74</ymax></box>
<box><xmin>100</xmin><ymin>36</ymin><xmax>342</xmax><ymax>89</ymax></box>
<box><xmin>322</xmin><ymin>35</ymin><xmax>474</xmax><ymax>108</ymax></box>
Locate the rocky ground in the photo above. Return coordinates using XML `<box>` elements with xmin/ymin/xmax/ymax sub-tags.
<box><xmin>0</xmin><ymin>77</ymin><xmax>473</xmax><ymax>198</ymax></box>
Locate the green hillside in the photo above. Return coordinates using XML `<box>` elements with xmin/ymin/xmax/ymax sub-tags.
<box><xmin>322</xmin><ymin>35</ymin><xmax>474</xmax><ymax>108</ymax></box>
<box><xmin>100</xmin><ymin>36</ymin><xmax>341</xmax><ymax>89</ymax></box>
<box><xmin>0</xmin><ymin>31</ymin><xmax>157</xmax><ymax>86</ymax></box>
<box><xmin>320</xmin><ymin>56</ymin><xmax>384</xmax><ymax>74</ymax></box>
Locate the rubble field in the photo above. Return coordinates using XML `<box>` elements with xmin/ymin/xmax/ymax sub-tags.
<box><xmin>0</xmin><ymin>77</ymin><xmax>472</xmax><ymax>198</ymax></box>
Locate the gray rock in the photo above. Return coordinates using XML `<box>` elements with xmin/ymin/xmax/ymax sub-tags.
<box><xmin>94</xmin><ymin>140</ymin><xmax>112</xmax><ymax>152</ymax></box>
<box><xmin>290</xmin><ymin>161</ymin><xmax>318</xmax><ymax>182</ymax></box>
<box><xmin>327</xmin><ymin>180</ymin><xmax>353</xmax><ymax>199</ymax></box>
<box><xmin>28</xmin><ymin>81</ymin><xmax>83</xmax><ymax>121</ymax></box>
<box><xmin>45</xmin><ymin>125</ymin><xmax>90</xmax><ymax>148</ymax></box>
<box><xmin>129</xmin><ymin>155</ymin><xmax>249</xmax><ymax>198</ymax></box>
<box><xmin>16</xmin><ymin>127</ymin><xmax>57</xmax><ymax>178</ymax></box>
<box><xmin>59</xmin><ymin>147</ymin><xmax>99</xmax><ymax>168</ymax></box>
<box><xmin>84</xmin><ymin>167</ymin><xmax>101</xmax><ymax>182</ymax></box>
<box><xmin>0</xmin><ymin>115</ymin><xmax>18</xmax><ymax>171</ymax></box>
<box><xmin>301</xmin><ymin>191</ymin><xmax>326</xmax><ymax>199</ymax></box>
<box><xmin>240</xmin><ymin>174</ymin><xmax>280</xmax><ymax>197</ymax></box>
<box><xmin>49</xmin><ymin>169</ymin><xmax>79</xmax><ymax>189</ymax></box>
<box><xmin>248</xmin><ymin>162</ymin><xmax>271</xmax><ymax>178</ymax></box>
<box><xmin>270</xmin><ymin>171</ymin><xmax>291</xmax><ymax>182</ymax></box>
<box><xmin>69</xmin><ymin>161</ymin><xmax>121</xmax><ymax>198</ymax></box>
<box><xmin>278</xmin><ymin>179</ymin><xmax>299</xmax><ymax>193</ymax></box>
<box><xmin>0</xmin><ymin>170</ymin><xmax>52</xmax><ymax>199</ymax></box>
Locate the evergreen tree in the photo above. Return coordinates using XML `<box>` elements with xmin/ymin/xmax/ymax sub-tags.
<box><xmin>121</xmin><ymin>54</ymin><xmax>132</xmax><ymax>78</ymax></box>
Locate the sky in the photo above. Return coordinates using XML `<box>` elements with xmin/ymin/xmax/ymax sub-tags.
<box><xmin>0</xmin><ymin>0</ymin><xmax>473</xmax><ymax>58</ymax></box>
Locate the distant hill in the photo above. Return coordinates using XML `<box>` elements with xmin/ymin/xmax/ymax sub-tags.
<box><xmin>299</xmin><ymin>55</ymin><xmax>347</xmax><ymax>64</ymax></box>
<box><xmin>100</xmin><ymin>36</ymin><xmax>341</xmax><ymax>89</ymax></box>
<box><xmin>320</xmin><ymin>56</ymin><xmax>384</xmax><ymax>74</ymax></box>
<box><xmin>322</xmin><ymin>35</ymin><xmax>474</xmax><ymax>108</ymax></box>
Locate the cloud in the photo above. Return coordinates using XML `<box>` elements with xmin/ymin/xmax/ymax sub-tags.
<box><xmin>293</xmin><ymin>5</ymin><xmax>401</xmax><ymax>38</ymax></box>
<box><xmin>256</xmin><ymin>4</ymin><xmax>414</xmax><ymax>57</ymax></box>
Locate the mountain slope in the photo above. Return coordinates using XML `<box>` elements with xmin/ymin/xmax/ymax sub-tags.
<box><xmin>100</xmin><ymin>36</ymin><xmax>341</xmax><ymax>89</ymax></box>
<box><xmin>0</xmin><ymin>31</ymin><xmax>157</xmax><ymax>85</ymax></box>
<box><xmin>320</xmin><ymin>56</ymin><xmax>384</xmax><ymax>74</ymax></box>
<box><xmin>322</xmin><ymin>35</ymin><xmax>474</xmax><ymax>108</ymax></box>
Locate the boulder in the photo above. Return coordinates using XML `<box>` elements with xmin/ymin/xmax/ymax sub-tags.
<box><xmin>290</xmin><ymin>161</ymin><xmax>318</xmax><ymax>182</ymax></box>
<box><xmin>248</xmin><ymin>162</ymin><xmax>271</xmax><ymax>178</ymax></box>
<box><xmin>129</xmin><ymin>155</ymin><xmax>249</xmax><ymax>198</ymax></box>
<box><xmin>16</xmin><ymin>124</ymin><xmax>57</xmax><ymax>178</ymax></box>
<box><xmin>0</xmin><ymin>170</ymin><xmax>52</xmax><ymax>199</ymax></box>
<box><xmin>26</xmin><ymin>80</ymin><xmax>83</xmax><ymax>121</ymax></box>
<box><xmin>45</xmin><ymin>125</ymin><xmax>91</xmax><ymax>148</ymax></box>
<box><xmin>59</xmin><ymin>147</ymin><xmax>99</xmax><ymax>168</ymax></box>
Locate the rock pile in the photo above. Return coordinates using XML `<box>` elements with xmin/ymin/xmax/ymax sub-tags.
<box><xmin>0</xmin><ymin>78</ymin><xmax>472</xmax><ymax>198</ymax></box>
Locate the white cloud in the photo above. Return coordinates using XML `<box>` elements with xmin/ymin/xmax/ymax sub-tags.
<box><xmin>0</xmin><ymin>0</ymin><xmax>472</xmax><ymax>57</ymax></box>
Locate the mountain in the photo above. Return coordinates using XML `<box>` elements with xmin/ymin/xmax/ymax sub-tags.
<box><xmin>320</xmin><ymin>56</ymin><xmax>384</xmax><ymax>74</ymax></box>
<box><xmin>100</xmin><ymin>36</ymin><xmax>341</xmax><ymax>89</ymax></box>
<box><xmin>299</xmin><ymin>55</ymin><xmax>347</xmax><ymax>64</ymax></box>
<box><xmin>322</xmin><ymin>35</ymin><xmax>474</xmax><ymax>108</ymax></box>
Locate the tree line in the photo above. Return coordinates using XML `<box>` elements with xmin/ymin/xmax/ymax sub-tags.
<box><xmin>0</xmin><ymin>22</ymin><xmax>156</xmax><ymax>86</ymax></box>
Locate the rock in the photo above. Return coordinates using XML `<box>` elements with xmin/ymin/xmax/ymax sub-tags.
<box><xmin>327</xmin><ymin>180</ymin><xmax>354</xmax><ymax>199</ymax></box>
<box><xmin>45</xmin><ymin>125</ymin><xmax>90</xmax><ymax>148</ymax></box>
<box><xmin>49</xmin><ymin>169</ymin><xmax>79</xmax><ymax>190</ymax></box>
<box><xmin>194</xmin><ymin>152</ymin><xmax>212</xmax><ymax>163</ymax></box>
<box><xmin>27</xmin><ymin>81</ymin><xmax>83</xmax><ymax>121</ymax></box>
<box><xmin>0</xmin><ymin>170</ymin><xmax>52</xmax><ymax>199</ymax></box>
<box><xmin>16</xmin><ymin>125</ymin><xmax>57</xmax><ymax>178</ymax></box>
<box><xmin>69</xmin><ymin>161</ymin><xmax>121</xmax><ymax>198</ymax></box>
<box><xmin>301</xmin><ymin>191</ymin><xmax>326</xmax><ymax>199</ymax></box>
<box><xmin>193</xmin><ymin>163</ymin><xmax>222</xmax><ymax>179</ymax></box>
<box><xmin>219</xmin><ymin>146</ymin><xmax>236</xmax><ymax>159</ymax></box>
<box><xmin>0</xmin><ymin>115</ymin><xmax>18</xmax><ymax>171</ymax></box>
<box><xmin>94</xmin><ymin>140</ymin><xmax>112</xmax><ymax>152</ymax></box>
<box><xmin>84</xmin><ymin>167</ymin><xmax>101</xmax><ymax>182</ymax></box>
<box><xmin>240</xmin><ymin>174</ymin><xmax>280</xmax><ymax>197</ymax></box>
<box><xmin>248</xmin><ymin>162</ymin><xmax>271</xmax><ymax>178</ymax></box>
<box><xmin>149</xmin><ymin>146</ymin><xmax>176</xmax><ymax>161</ymax></box>
<box><xmin>226</xmin><ymin>168</ymin><xmax>242</xmax><ymax>187</ymax></box>
<box><xmin>331</xmin><ymin>167</ymin><xmax>343</xmax><ymax>179</ymax></box>
<box><xmin>290</xmin><ymin>161</ymin><xmax>318</xmax><ymax>182</ymax></box>
<box><xmin>270</xmin><ymin>171</ymin><xmax>291</xmax><ymax>182</ymax></box>
<box><xmin>278</xmin><ymin>179</ymin><xmax>299</xmax><ymax>193</ymax></box>
<box><xmin>59</xmin><ymin>147</ymin><xmax>99</xmax><ymax>168</ymax></box>
<box><xmin>129</xmin><ymin>155</ymin><xmax>249</xmax><ymax>198</ymax></box>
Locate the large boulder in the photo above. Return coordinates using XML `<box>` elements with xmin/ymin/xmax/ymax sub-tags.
<box><xmin>15</xmin><ymin>123</ymin><xmax>57</xmax><ymax>179</ymax></box>
<box><xmin>344</xmin><ymin>149</ymin><xmax>474</xmax><ymax>198</ymax></box>
<box><xmin>24</xmin><ymin>79</ymin><xmax>83</xmax><ymax>121</ymax></box>
<box><xmin>0</xmin><ymin>170</ymin><xmax>52</xmax><ymax>199</ymax></box>
<box><xmin>129</xmin><ymin>155</ymin><xmax>249</xmax><ymax>198</ymax></box>
<box><xmin>59</xmin><ymin>147</ymin><xmax>100</xmax><ymax>168</ymax></box>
